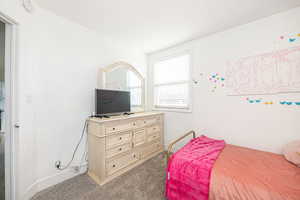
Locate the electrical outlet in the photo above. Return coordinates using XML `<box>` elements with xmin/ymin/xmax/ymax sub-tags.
<box><xmin>73</xmin><ymin>166</ymin><xmax>80</xmax><ymax>173</ymax></box>
<box><xmin>55</xmin><ymin>160</ymin><xmax>61</xmax><ymax>169</ymax></box>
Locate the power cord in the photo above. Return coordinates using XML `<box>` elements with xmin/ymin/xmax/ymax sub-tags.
<box><xmin>78</xmin><ymin>128</ymin><xmax>89</xmax><ymax>171</ymax></box>
<box><xmin>55</xmin><ymin>119</ymin><xmax>88</xmax><ymax>170</ymax></box>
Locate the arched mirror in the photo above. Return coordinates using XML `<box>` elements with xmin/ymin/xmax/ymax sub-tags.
<box><xmin>98</xmin><ymin>61</ymin><xmax>145</xmax><ymax>112</ymax></box>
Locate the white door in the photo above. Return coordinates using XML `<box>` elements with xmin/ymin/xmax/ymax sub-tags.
<box><xmin>0</xmin><ymin>19</ymin><xmax>6</xmax><ymax>200</ymax></box>
<box><xmin>0</xmin><ymin>12</ymin><xmax>17</xmax><ymax>200</ymax></box>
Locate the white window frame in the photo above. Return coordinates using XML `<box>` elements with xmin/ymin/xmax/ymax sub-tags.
<box><xmin>149</xmin><ymin>50</ymin><xmax>193</xmax><ymax>113</ymax></box>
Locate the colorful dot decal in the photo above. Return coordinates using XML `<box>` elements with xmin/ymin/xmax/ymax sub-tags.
<box><xmin>208</xmin><ymin>73</ymin><xmax>225</xmax><ymax>92</ymax></box>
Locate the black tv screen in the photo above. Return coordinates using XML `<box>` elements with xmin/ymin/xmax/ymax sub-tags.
<box><xmin>95</xmin><ymin>89</ymin><xmax>130</xmax><ymax>115</ymax></box>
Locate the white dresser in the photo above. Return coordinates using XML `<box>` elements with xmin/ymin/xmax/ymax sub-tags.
<box><xmin>87</xmin><ymin>112</ymin><xmax>164</xmax><ymax>185</ymax></box>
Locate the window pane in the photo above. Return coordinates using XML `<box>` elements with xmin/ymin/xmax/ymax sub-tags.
<box><xmin>154</xmin><ymin>83</ymin><xmax>189</xmax><ymax>107</ymax></box>
<box><xmin>130</xmin><ymin>87</ymin><xmax>142</xmax><ymax>106</ymax></box>
<box><xmin>127</xmin><ymin>71</ymin><xmax>141</xmax><ymax>88</ymax></box>
<box><xmin>154</xmin><ymin>54</ymin><xmax>190</xmax><ymax>84</ymax></box>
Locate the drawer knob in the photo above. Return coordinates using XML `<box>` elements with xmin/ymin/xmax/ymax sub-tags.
<box><xmin>119</xmin><ymin>148</ymin><xmax>122</xmax><ymax>151</ymax></box>
<box><xmin>133</xmin><ymin>123</ymin><xmax>136</xmax><ymax>126</ymax></box>
<box><xmin>112</xmin><ymin>128</ymin><xmax>115</xmax><ymax>130</ymax></box>
<box><xmin>112</xmin><ymin>164</ymin><xmax>116</xmax><ymax>168</ymax></box>
<box><xmin>133</xmin><ymin>154</ymin><xmax>136</xmax><ymax>158</ymax></box>
<box><xmin>119</xmin><ymin>137</ymin><xmax>122</xmax><ymax>140</ymax></box>
<box><xmin>144</xmin><ymin>121</ymin><xmax>146</xmax><ymax>124</ymax></box>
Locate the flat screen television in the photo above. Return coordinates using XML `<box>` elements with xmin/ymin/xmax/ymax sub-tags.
<box><xmin>95</xmin><ymin>89</ymin><xmax>130</xmax><ymax>115</ymax></box>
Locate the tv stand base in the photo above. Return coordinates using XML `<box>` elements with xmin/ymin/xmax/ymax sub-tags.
<box><xmin>123</xmin><ymin>112</ymin><xmax>134</xmax><ymax>116</ymax></box>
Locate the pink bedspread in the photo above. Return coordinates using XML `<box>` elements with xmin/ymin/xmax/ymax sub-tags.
<box><xmin>166</xmin><ymin>135</ymin><xmax>225</xmax><ymax>200</ymax></box>
<box><xmin>209</xmin><ymin>145</ymin><xmax>300</xmax><ymax>200</ymax></box>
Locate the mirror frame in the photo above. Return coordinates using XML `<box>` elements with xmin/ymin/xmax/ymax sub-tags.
<box><xmin>98</xmin><ymin>61</ymin><xmax>145</xmax><ymax>112</ymax></box>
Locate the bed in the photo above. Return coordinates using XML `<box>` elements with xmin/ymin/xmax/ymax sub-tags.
<box><xmin>166</xmin><ymin>131</ymin><xmax>300</xmax><ymax>200</ymax></box>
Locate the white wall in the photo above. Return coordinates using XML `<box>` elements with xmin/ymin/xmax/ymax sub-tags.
<box><xmin>0</xmin><ymin>1</ymin><xmax>146</xmax><ymax>199</ymax></box>
<box><xmin>148</xmin><ymin>7</ymin><xmax>300</xmax><ymax>154</ymax></box>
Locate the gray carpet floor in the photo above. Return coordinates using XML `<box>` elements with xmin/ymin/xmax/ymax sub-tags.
<box><xmin>32</xmin><ymin>153</ymin><xmax>166</xmax><ymax>200</ymax></box>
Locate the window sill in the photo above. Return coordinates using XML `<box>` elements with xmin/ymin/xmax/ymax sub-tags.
<box><xmin>152</xmin><ymin>107</ymin><xmax>192</xmax><ymax>113</ymax></box>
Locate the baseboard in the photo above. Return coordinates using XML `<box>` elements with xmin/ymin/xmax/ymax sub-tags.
<box><xmin>22</xmin><ymin>182</ymin><xmax>38</xmax><ymax>200</ymax></box>
<box><xmin>22</xmin><ymin>163</ymin><xmax>87</xmax><ymax>200</ymax></box>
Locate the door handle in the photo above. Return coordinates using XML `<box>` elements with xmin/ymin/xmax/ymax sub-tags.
<box><xmin>14</xmin><ymin>123</ymin><xmax>20</xmax><ymax>128</ymax></box>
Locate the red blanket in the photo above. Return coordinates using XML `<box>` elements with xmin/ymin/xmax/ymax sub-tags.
<box><xmin>166</xmin><ymin>135</ymin><xmax>225</xmax><ymax>200</ymax></box>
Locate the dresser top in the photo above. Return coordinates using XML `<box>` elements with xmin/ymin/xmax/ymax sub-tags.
<box><xmin>89</xmin><ymin>111</ymin><xmax>164</xmax><ymax>123</ymax></box>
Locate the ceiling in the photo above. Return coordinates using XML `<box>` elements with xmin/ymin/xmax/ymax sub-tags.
<box><xmin>36</xmin><ymin>0</ymin><xmax>300</xmax><ymax>53</ymax></box>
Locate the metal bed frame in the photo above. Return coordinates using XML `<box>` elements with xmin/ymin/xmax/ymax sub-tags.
<box><xmin>166</xmin><ymin>130</ymin><xmax>196</xmax><ymax>161</ymax></box>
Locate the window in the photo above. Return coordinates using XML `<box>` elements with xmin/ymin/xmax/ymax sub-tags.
<box><xmin>153</xmin><ymin>54</ymin><xmax>191</xmax><ymax>110</ymax></box>
<box><xmin>127</xmin><ymin>70</ymin><xmax>142</xmax><ymax>107</ymax></box>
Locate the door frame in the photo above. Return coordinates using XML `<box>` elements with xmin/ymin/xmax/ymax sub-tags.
<box><xmin>0</xmin><ymin>11</ymin><xmax>18</xmax><ymax>200</ymax></box>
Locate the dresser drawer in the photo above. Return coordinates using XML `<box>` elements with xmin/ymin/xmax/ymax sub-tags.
<box><xmin>147</xmin><ymin>125</ymin><xmax>160</xmax><ymax>135</ymax></box>
<box><xmin>141</xmin><ymin>117</ymin><xmax>160</xmax><ymax>127</ymax></box>
<box><xmin>106</xmin><ymin>143</ymin><xmax>132</xmax><ymax>158</ymax></box>
<box><xmin>106</xmin><ymin>132</ymin><xmax>132</xmax><ymax>149</ymax></box>
<box><xmin>106</xmin><ymin>122</ymin><xmax>136</xmax><ymax>134</ymax></box>
<box><xmin>133</xmin><ymin>129</ymin><xmax>146</xmax><ymax>147</ymax></box>
<box><xmin>147</xmin><ymin>132</ymin><xmax>160</xmax><ymax>143</ymax></box>
<box><xmin>106</xmin><ymin>152</ymin><xmax>139</xmax><ymax>176</ymax></box>
<box><xmin>141</xmin><ymin>141</ymin><xmax>161</xmax><ymax>159</ymax></box>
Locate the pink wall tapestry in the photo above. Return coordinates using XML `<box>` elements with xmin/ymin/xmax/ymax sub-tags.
<box><xmin>226</xmin><ymin>45</ymin><xmax>300</xmax><ymax>95</ymax></box>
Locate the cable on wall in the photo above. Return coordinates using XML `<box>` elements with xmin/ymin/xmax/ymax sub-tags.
<box><xmin>55</xmin><ymin>119</ymin><xmax>88</xmax><ymax>170</ymax></box>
